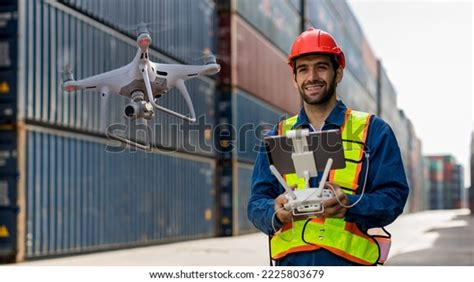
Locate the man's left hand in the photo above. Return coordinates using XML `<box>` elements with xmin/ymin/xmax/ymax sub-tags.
<box><xmin>321</xmin><ymin>182</ymin><xmax>349</xmax><ymax>218</ymax></box>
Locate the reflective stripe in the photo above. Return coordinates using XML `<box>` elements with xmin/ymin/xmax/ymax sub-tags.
<box><xmin>302</xmin><ymin>219</ymin><xmax>380</xmax><ymax>265</ymax></box>
<box><xmin>271</xmin><ymin>108</ymin><xmax>384</xmax><ymax>265</ymax></box>
<box><xmin>271</xmin><ymin>220</ymin><xmax>320</xmax><ymax>260</ymax></box>
<box><xmin>331</xmin><ymin>110</ymin><xmax>372</xmax><ymax>190</ymax></box>
<box><xmin>279</xmin><ymin>115</ymin><xmax>298</xmax><ymax>136</ymax></box>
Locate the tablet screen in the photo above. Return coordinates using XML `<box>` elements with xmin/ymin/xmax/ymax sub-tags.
<box><xmin>264</xmin><ymin>129</ymin><xmax>346</xmax><ymax>175</ymax></box>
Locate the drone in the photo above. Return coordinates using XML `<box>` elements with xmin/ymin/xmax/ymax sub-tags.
<box><xmin>62</xmin><ymin>24</ymin><xmax>220</xmax><ymax>150</ymax></box>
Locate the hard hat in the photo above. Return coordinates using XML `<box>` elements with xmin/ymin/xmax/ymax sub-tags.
<box><xmin>288</xmin><ymin>27</ymin><xmax>345</xmax><ymax>69</ymax></box>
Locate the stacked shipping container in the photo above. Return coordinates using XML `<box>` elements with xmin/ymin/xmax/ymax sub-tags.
<box><xmin>426</xmin><ymin>155</ymin><xmax>465</xmax><ymax>210</ymax></box>
<box><xmin>470</xmin><ymin>132</ymin><xmax>474</xmax><ymax>212</ymax></box>
<box><xmin>0</xmin><ymin>0</ymin><xmax>19</xmax><ymax>262</ymax></box>
<box><xmin>2</xmin><ymin>0</ymin><xmax>220</xmax><ymax>262</ymax></box>
<box><xmin>23</xmin><ymin>128</ymin><xmax>216</xmax><ymax>258</ymax></box>
<box><xmin>406</xmin><ymin>121</ymin><xmax>426</xmax><ymax>212</ymax></box>
<box><xmin>224</xmin><ymin>0</ymin><xmax>301</xmax><ymax>235</ymax></box>
<box><xmin>306</xmin><ymin>0</ymin><xmax>377</xmax><ymax>113</ymax></box>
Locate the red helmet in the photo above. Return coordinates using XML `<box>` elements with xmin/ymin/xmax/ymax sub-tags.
<box><xmin>288</xmin><ymin>27</ymin><xmax>345</xmax><ymax>69</ymax></box>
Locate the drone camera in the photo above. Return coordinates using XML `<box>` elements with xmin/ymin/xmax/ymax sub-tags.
<box><xmin>124</xmin><ymin>105</ymin><xmax>136</xmax><ymax>117</ymax></box>
<box><xmin>137</xmin><ymin>33</ymin><xmax>152</xmax><ymax>49</ymax></box>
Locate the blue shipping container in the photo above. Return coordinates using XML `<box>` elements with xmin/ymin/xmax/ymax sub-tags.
<box><xmin>306</xmin><ymin>0</ymin><xmax>377</xmax><ymax>100</ymax></box>
<box><xmin>234</xmin><ymin>162</ymin><xmax>255</xmax><ymax>235</ymax></box>
<box><xmin>18</xmin><ymin>0</ymin><xmax>216</xmax><ymax>156</ymax></box>
<box><xmin>23</xmin><ymin>126</ymin><xmax>216</xmax><ymax>258</ymax></box>
<box><xmin>235</xmin><ymin>0</ymin><xmax>300</xmax><ymax>55</ymax></box>
<box><xmin>233</xmin><ymin>89</ymin><xmax>285</xmax><ymax>163</ymax></box>
<box><xmin>57</xmin><ymin>0</ymin><xmax>216</xmax><ymax>64</ymax></box>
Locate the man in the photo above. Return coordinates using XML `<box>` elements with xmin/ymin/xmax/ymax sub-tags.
<box><xmin>247</xmin><ymin>28</ymin><xmax>409</xmax><ymax>266</ymax></box>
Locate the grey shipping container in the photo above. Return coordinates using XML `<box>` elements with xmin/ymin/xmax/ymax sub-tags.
<box><xmin>234</xmin><ymin>0</ymin><xmax>300</xmax><ymax>55</ymax></box>
<box><xmin>233</xmin><ymin>15</ymin><xmax>301</xmax><ymax>114</ymax></box>
<box><xmin>19</xmin><ymin>125</ymin><xmax>216</xmax><ymax>259</ymax></box>
<box><xmin>18</xmin><ymin>0</ymin><xmax>216</xmax><ymax>156</ymax></box>
<box><xmin>287</xmin><ymin>0</ymin><xmax>303</xmax><ymax>13</ymax></box>
<box><xmin>337</xmin><ymin>67</ymin><xmax>376</xmax><ymax>114</ymax></box>
<box><xmin>233</xmin><ymin>162</ymin><xmax>255</xmax><ymax>235</ymax></box>
<box><xmin>378</xmin><ymin>64</ymin><xmax>399</xmax><ymax>129</ymax></box>
<box><xmin>305</xmin><ymin>0</ymin><xmax>377</xmax><ymax>100</ymax></box>
<box><xmin>232</xmin><ymin>89</ymin><xmax>285</xmax><ymax>163</ymax></box>
<box><xmin>58</xmin><ymin>0</ymin><xmax>216</xmax><ymax>64</ymax></box>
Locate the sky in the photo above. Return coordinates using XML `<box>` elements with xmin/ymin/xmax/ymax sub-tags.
<box><xmin>347</xmin><ymin>0</ymin><xmax>473</xmax><ymax>187</ymax></box>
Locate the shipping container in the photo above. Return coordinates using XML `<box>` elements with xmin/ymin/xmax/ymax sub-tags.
<box><xmin>20</xmin><ymin>125</ymin><xmax>216</xmax><ymax>259</ymax></box>
<box><xmin>234</xmin><ymin>0</ymin><xmax>300</xmax><ymax>55</ymax></box>
<box><xmin>57</xmin><ymin>0</ymin><xmax>216</xmax><ymax>65</ymax></box>
<box><xmin>233</xmin><ymin>162</ymin><xmax>255</xmax><ymax>235</ymax></box>
<box><xmin>305</xmin><ymin>0</ymin><xmax>377</xmax><ymax>99</ymax></box>
<box><xmin>470</xmin><ymin>132</ymin><xmax>474</xmax><ymax>211</ymax></box>
<box><xmin>0</xmin><ymin>129</ymin><xmax>17</xmax><ymax>176</ymax></box>
<box><xmin>17</xmin><ymin>0</ymin><xmax>216</xmax><ymax>156</ymax></box>
<box><xmin>0</xmin><ymin>1</ymin><xmax>18</xmax><ymax>128</ymax></box>
<box><xmin>426</xmin><ymin>155</ymin><xmax>464</xmax><ymax>210</ymax></box>
<box><xmin>337</xmin><ymin>66</ymin><xmax>376</xmax><ymax>114</ymax></box>
<box><xmin>232</xmin><ymin>89</ymin><xmax>284</xmax><ymax>163</ymax></box>
<box><xmin>232</xmin><ymin>15</ymin><xmax>301</xmax><ymax>114</ymax></box>
<box><xmin>427</xmin><ymin>157</ymin><xmax>444</xmax><ymax>210</ymax></box>
<box><xmin>0</xmin><ymin>1</ymin><xmax>19</xmax><ymax>263</ymax></box>
<box><xmin>288</xmin><ymin>0</ymin><xmax>303</xmax><ymax>13</ymax></box>
<box><xmin>378</xmin><ymin>64</ymin><xmax>398</xmax><ymax>128</ymax></box>
<box><xmin>0</xmin><ymin>174</ymin><xmax>18</xmax><ymax>262</ymax></box>
<box><xmin>407</xmin><ymin>134</ymin><xmax>426</xmax><ymax>212</ymax></box>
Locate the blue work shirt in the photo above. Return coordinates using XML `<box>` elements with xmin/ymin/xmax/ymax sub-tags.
<box><xmin>247</xmin><ymin>100</ymin><xmax>409</xmax><ymax>266</ymax></box>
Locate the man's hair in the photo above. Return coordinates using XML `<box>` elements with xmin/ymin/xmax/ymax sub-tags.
<box><xmin>292</xmin><ymin>53</ymin><xmax>340</xmax><ymax>75</ymax></box>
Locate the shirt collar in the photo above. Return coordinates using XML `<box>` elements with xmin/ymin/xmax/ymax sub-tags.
<box><xmin>292</xmin><ymin>99</ymin><xmax>348</xmax><ymax>130</ymax></box>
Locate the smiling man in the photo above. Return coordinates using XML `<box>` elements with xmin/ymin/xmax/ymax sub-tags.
<box><xmin>247</xmin><ymin>28</ymin><xmax>409</xmax><ymax>266</ymax></box>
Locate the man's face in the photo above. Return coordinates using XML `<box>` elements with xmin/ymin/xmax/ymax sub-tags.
<box><xmin>293</xmin><ymin>54</ymin><xmax>342</xmax><ymax>105</ymax></box>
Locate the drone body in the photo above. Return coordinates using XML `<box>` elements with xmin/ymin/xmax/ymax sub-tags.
<box><xmin>63</xmin><ymin>24</ymin><xmax>220</xmax><ymax>127</ymax></box>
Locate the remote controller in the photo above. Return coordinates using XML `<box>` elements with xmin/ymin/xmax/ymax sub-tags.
<box><xmin>284</xmin><ymin>188</ymin><xmax>335</xmax><ymax>213</ymax></box>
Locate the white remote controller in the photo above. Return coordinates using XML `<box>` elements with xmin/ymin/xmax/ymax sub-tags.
<box><xmin>284</xmin><ymin>188</ymin><xmax>335</xmax><ymax>214</ymax></box>
<box><xmin>270</xmin><ymin>158</ymin><xmax>335</xmax><ymax>215</ymax></box>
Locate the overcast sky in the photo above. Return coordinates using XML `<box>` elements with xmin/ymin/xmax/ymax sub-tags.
<box><xmin>347</xmin><ymin>0</ymin><xmax>473</xmax><ymax>187</ymax></box>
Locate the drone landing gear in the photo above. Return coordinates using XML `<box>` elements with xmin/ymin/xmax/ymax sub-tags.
<box><xmin>103</xmin><ymin>89</ymin><xmax>153</xmax><ymax>151</ymax></box>
<box><xmin>107</xmin><ymin>127</ymin><xmax>152</xmax><ymax>151</ymax></box>
<box><xmin>141</xmin><ymin>64</ymin><xmax>196</xmax><ymax>122</ymax></box>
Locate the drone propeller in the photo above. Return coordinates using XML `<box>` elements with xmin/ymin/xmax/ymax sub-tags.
<box><xmin>189</xmin><ymin>47</ymin><xmax>230</xmax><ymax>64</ymax></box>
<box><xmin>116</xmin><ymin>21</ymin><xmax>174</xmax><ymax>37</ymax></box>
<box><xmin>58</xmin><ymin>47</ymin><xmax>76</xmax><ymax>88</ymax></box>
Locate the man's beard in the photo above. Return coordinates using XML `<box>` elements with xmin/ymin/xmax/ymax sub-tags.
<box><xmin>298</xmin><ymin>76</ymin><xmax>337</xmax><ymax>105</ymax></box>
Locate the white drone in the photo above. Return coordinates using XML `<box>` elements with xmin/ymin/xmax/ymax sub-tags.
<box><xmin>63</xmin><ymin>24</ymin><xmax>220</xmax><ymax>149</ymax></box>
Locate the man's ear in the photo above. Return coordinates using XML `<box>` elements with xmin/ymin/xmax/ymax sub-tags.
<box><xmin>292</xmin><ymin>74</ymin><xmax>298</xmax><ymax>89</ymax></box>
<box><xmin>335</xmin><ymin>67</ymin><xmax>343</xmax><ymax>83</ymax></box>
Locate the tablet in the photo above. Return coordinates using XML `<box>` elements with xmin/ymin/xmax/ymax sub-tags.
<box><xmin>264</xmin><ymin>129</ymin><xmax>346</xmax><ymax>175</ymax></box>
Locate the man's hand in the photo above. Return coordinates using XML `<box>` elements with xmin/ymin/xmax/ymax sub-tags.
<box><xmin>274</xmin><ymin>193</ymin><xmax>293</xmax><ymax>224</ymax></box>
<box><xmin>321</xmin><ymin>182</ymin><xmax>349</xmax><ymax>218</ymax></box>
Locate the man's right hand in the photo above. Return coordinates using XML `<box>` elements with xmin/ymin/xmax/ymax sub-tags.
<box><xmin>274</xmin><ymin>194</ymin><xmax>293</xmax><ymax>224</ymax></box>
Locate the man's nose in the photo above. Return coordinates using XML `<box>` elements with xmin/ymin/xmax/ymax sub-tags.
<box><xmin>307</xmin><ymin>68</ymin><xmax>319</xmax><ymax>81</ymax></box>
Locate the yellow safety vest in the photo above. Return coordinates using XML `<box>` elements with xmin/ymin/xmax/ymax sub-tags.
<box><xmin>271</xmin><ymin>108</ymin><xmax>391</xmax><ymax>265</ymax></box>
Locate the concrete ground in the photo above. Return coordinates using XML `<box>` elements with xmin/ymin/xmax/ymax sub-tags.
<box><xmin>18</xmin><ymin>209</ymin><xmax>474</xmax><ymax>266</ymax></box>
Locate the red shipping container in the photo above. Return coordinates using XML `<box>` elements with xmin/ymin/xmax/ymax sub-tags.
<box><xmin>232</xmin><ymin>15</ymin><xmax>301</xmax><ymax>115</ymax></box>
